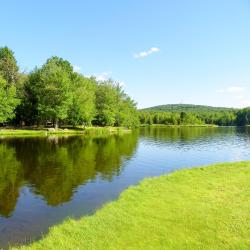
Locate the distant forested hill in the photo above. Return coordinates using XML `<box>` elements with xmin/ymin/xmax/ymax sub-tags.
<box><xmin>140</xmin><ymin>104</ymin><xmax>237</xmax><ymax>113</ymax></box>
<box><xmin>139</xmin><ymin>104</ymin><xmax>241</xmax><ymax>126</ymax></box>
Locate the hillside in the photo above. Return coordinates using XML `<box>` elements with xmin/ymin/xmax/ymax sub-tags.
<box><xmin>140</xmin><ymin>104</ymin><xmax>236</xmax><ymax>113</ymax></box>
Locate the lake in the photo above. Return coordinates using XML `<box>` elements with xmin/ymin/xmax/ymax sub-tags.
<box><xmin>1</xmin><ymin>127</ymin><xmax>250</xmax><ymax>249</ymax></box>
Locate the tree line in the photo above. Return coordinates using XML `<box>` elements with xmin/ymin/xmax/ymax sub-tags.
<box><xmin>139</xmin><ymin>109</ymin><xmax>250</xmax><ymax>126</ymax></box>
<box><xmin>0</xmin><ymin>46</ymin><xmax>250</xmax><ymax>128</ymax></box>
<box><xmin>0</xmin><ymin>47</ymin><xmax>139</xmax><ymax>128</ymax></box>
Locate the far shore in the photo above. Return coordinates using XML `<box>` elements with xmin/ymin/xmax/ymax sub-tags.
<box><xmin>0</xmin><ymin>126</ymin><xmax>132</xmax><ymax>137</ymax></box>
<box><xmin>140</xmin><ymin>124</ymin><xmax>219</xmax><ymax>127</ymax></box>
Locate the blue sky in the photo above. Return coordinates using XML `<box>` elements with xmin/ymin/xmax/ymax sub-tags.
<box><xmin>1</xmin><ymin>0</ymin><xmax>250</xmax><ymax>108</ymax></box>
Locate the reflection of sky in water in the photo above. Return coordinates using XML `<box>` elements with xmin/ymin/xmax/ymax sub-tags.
<box><xmin>0</xmin><ymin>127</ymin><xmax>250</xmax><ymax>249</ymax></box>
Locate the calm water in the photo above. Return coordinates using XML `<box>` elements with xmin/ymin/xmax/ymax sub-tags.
<box><xmin>1</xmin><ymin>127</ymin><xmax>250</xmax><ymax>248</ymax></box>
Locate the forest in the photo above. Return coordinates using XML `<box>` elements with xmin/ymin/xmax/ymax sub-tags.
<box><xmin>0</xmin><ymin>47</ymin><xmax>139</xmax><ymax>128</ymax></box>
<box><xmin>0</xmin><ymin>46</ymin><xmax>250</xmax><ymax>128</ymax></box>
<box><xmin>140</xmin><ymin>104</ymin><xmax>250</xmax><ymax>126</ymax></box>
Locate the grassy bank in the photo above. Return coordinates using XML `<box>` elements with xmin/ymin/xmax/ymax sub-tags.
<box><xmin>0</xmin><ymin>127</ymin><xmax>131</xmax><ymax>137</ymax></box>
<box><xmin>13</xmin><ymin>162</ymin><xmax>250</xmax><ymax>250</ymax></box>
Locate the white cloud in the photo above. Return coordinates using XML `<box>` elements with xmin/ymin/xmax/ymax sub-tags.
<box><xmin>216</xmin><ymin>89</ymin><xmax>225</xmax><ymax>93</ymax></box>
<box><xmin>86</xmin><ymin>71</ymin><xmax>125</xmax><ymax>88</ymax></box>
<box><xmin>235</xmin><ymin>95</ymin><xmax>244</xmax><ymax>99</ymax></box>
<box><xmin>134</xmin><ymin>47</ymin><xmax>160</xmax><ymax>59</ymax></box>
<box><xmin>95</xmin><ymin>71</ymin><xmax>112</xmax><ymax>82</ymax></box>
<box><xmin>216</xmin><ymin>86</ymin><xmax>245</xmax><ymax>94</ymax></box>
<box><xmin>73</xmin><ymin>65</ymin><xmax>81</xmax><ymax>73</ymax></box>
<box><xmin>227</xmin><ymin>86</ymin><xmax>245</xmax><ymax>93</ymax></box>
<box><xmin>240</xmin><ymin>100</ymin><xmax>250</xmax><ymax>107</ymax></box>
<box><xmin>117</xmin><ymin>81</ymin><xmax>125</xmax><ymax>87</ymax></box>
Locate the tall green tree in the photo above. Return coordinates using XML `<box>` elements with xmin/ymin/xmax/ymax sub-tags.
<box><xmin>236</xmin><ymin>108</ymin><xmax>250</xmax><ymax>126</ymax></box>
<box><xmin>32</xmin><ymin>57</ymin><xmax>74</xmax><ymax>128</ymax></box>
<box><xmin>94</xmin><ymin>80</ymin><xmax>139</xmax><ymax>128</ymax></box>
<box><xmin>0</xmin><ymin>47</ymin><xmax>19</xmax><ymax>85</ymax></box>
<box><xmin>68</xmin><ymin>75</ymin><xmax>96</xmax><ymax>126</ymax></box>
<box><xmin>0</xmin><ymin>76</ymin><xmax>19</xmax><ymax>123</ymax></box>
<box><xmin>114</xmin><ymin>84</ymin><xmax>139</xmax><ymax>128</ymax></box>
<box><xmin>14</xmin><ymin>72</ymin><xmax>39</xmax><ymax>125</ymax></box>
<box><xmin>95</xmin><ymin>81</ymin><xmax>119</xmax><ymax>126</ymax></box>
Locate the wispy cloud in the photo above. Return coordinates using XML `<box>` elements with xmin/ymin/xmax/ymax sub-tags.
<box><xmin>216</xmin><ymin>86</ymin><xmax>245</xmax><ymax>94</ymax></box>
<box><xmin>73</xmin><ymin>65</ymin><xmax>81</xmax><ymax>73</ymax></box>
<box><xmin>235</xmin><ymin>95</ymin><xmax>244</xmax><ymax>99</ymax></box>
<box><xmin>86</xmin><ymin>71</ymin><xmax>125</xmax><ymax>87</ymax></box>
<box><xmin>216</xmin><ymin>85</ymin><xmax>250</xmax><ymax>107</ymax></box>
<box><xmin>227</xmin><ymin>86</ymin><xmax>245</xmax><ymax>93</ymax></box>
<box><xmin>95</xmin><ymin>71</ymin><xmax>112</xmax><ymax>82</ymax></box>
<box><xmin>240</xmin><ymin>100</ymin><xmax>250</xmax><ymax>107</ymax></box>
<box><xmin>134</xmin><ymin>47</ymin><xmax>160</xmax><ymax>59</ymax></box>
<box><xmin>117</xmin><ymin>81</ymin><xmax>125</xmax><ymax>87</ymax></box>
<box><xmin>216</xmin><ymin>89</ymin><xmax>225</xmax><ymax>93</ymax></box>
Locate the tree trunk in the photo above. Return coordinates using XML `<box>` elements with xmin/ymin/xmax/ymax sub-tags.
<box><xmin>54</xmin><ymin>119</ymin><xmax>59</xmax><ymax>129</ymax></box>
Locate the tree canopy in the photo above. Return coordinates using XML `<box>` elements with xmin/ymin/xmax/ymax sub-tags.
<box><xmin>0</xmin><ymin>47</ymin><xmax>139</xmax><ymax>128</ymax></box>
<box><xmin>0</xmin><ymin>46</ymin><xmax>249</xmax><ymax>128</ymax></box>
<box><xmin>0</xmin><ymin>47</ymin><xmax>19</xmax><ymax>85</ymax></box>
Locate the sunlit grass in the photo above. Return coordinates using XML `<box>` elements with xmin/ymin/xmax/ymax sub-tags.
<box><xmin>0</xmin><ymin>127</ymin><xmax>131</xmax><ymax>137</ymax></box>
<box><xmin>13</xmin><ymin>161</ymin><xmax>250</xmax><ymax>250</ymax></box>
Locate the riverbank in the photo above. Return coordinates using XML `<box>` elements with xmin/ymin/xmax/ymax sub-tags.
<box><xmin>13</xmin><ymin>161</ymin><xmax>250</xmax><ymax>250</ymax></box>
<box><xmin>0</xmin><ymin>127</ymin><xmax>131</xmax><ymax>137</ymax></box>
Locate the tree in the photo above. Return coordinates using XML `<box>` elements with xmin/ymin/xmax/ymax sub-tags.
<box><xmin>95</xmin><ymin>81</ymin><xmax>119</xmax><ymax>126</ymax></box>
<box><xmin>236</xmin><ymin>108</ymin><xmax>250</xmax><ymax>126</ymax></box>
<box><xmin>68</xmin><ymin>75</ymin><xmax>96</xmax><ymax>126</ymax></box>
<box><xmin>0</xmin><ymin>76</ymin><xmax>19</xmax><ymax>123</ymax></box>
<box><xmin>32</xmin><ymin>57</ymin><xmax>74</xmax><ymax>128</ymax></box>
<box><xmin>94</xmin><ymin>80</ymin><xmax>139</xmax><ymax>128</ymax></box>
<box><xmin>114</xmin><ymin>85</ymin><xmax>139</xmax><ymax>128</ymax></box>
<box><xmin>14</xmin><ymin>72</ymin><xmax>39</xmax><ymax>126</ymax></box>
<box><xmin>0</xmin><ymin>47</ymin><xmax>19</xmax><ymax>85</ymax></box>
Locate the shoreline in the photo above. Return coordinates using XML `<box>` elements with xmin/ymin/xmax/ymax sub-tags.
<box><xmin>12</xmin><ymin>161</ymin><xmax>250</xmax><ymax>250</ymax></box>
<box><xmin>0</xmin><ymin>127</ymin><xmax>132</xmax><ymax>137</ymax></box>
<box><xmin>140</xmin><ymin>124</ymin><xmax>219</xmax><ymax>127</ymax></box>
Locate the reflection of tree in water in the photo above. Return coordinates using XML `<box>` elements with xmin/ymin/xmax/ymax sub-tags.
<box><xmin>0</xmin><ymin>132</ymin><xmax>139</xmax><ymax>215</ymax></box>
<box><xmin>140</xmin><ymin>127</ymin><xmax>238</xmax><ymax>143</ymax></box>
<box><xmin>0</xmin><ymin>143</ymin><xmax>22</xmax><ymax>217</ymax></box>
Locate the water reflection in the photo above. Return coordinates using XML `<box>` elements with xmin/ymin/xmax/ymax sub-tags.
<box><xmin>0</xmin><ymin>132</ymin><xmax>139</xmax><ymax>217</ymax></box>
<box><xmin>0</xmin><ymin>127</ymin><xmax>250</xmax><ymax>249</ymax></box>
<box><xmin>0</xmin><ymin>144</ymin><xmax>22</xmax><ymax>217</ymax></box>
<box><xmin>140</xmin><ymin>126</ymin><xmax>250</xmax><ymax>150</ymax></box>
<box><xmin>140</xmin><ymin>126</ymin><xmax>238</xmax><ymax>141</ymax></box>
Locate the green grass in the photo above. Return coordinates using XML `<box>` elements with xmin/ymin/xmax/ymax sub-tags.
<box><xmin>0</xmin><ymin>127</ymin><xmax>131</xmax><ymax>137</ymax></box>
<box><xmin>13</xmin><ymin>162</ymin><xmax>250</xmax><ymax>250</ymax></box>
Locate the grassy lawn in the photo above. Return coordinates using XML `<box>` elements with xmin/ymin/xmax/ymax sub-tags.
<box><xmin>13</xmin><ymin>162</ymin><xmax>250</xmax><ymax>250</ymax></box>
<box><xmin>0</xmin><ymin>127</ymin><xmax>131</xmax><ymax>137</ymax></box>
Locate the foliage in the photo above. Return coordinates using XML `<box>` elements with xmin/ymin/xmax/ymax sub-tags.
<box><xmin>30</xmin><ymin>57</ymin><xmax>74</xmax><ymax>128</ymax></box>
<box><xmin>142</xmin><ymin>104</ymin><xmax>237</xmax><ymax>113</ymax></box>
<box><xmin>0</xmin><ymin>47</ymin><xmax>139</xmax><ymax>128</ymax></box>
<box><xmin>94</xmin><ymin>81</ymin><xmax>139</xmax><ymax>128</ymax></box>
<box><xmin>68</xmin><ymin>75</ymin><xmax>96</xmax><ymax>126</ymax></box>
<box><xmin>139</xmin><ymin>107</ymin><xmax>238</xmax><ymax>126</ymax></box>
<box><xmin>0</xmin><ymin>76</ymin><xmax>19</xmax><ymax>123</ymax></box>
<box><xmin>236</xmin><ymin>108</ymin><xmax>250</xmax><ymax>126</ymax></box>
<box><xmin>13</xmin><ymin>161</ymin><xmax>250</xmax><ymax>250</ymax></box>
<box><xmin>0</xmin><ymin>46</ymin><xmax>249</xmax><ymax>128</ymax></box>
<box><xmin>0</xmin><ymin>46</ymin><xmax>19</xmax><ymax>85</ymax></box>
